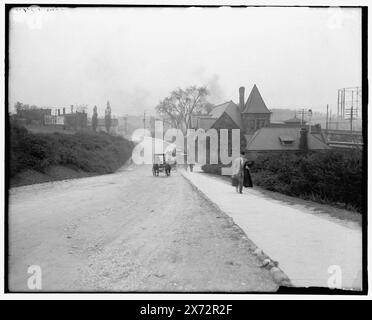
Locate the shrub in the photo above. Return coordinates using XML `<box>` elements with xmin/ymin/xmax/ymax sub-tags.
<box><xmin>250</xmin><ymin>151</ymin><xmax>363</xmax><ymax>213</ymax></box>
<box><xmin>201</xmin><ymin>150</ymin><xmax>363</xmax><ymax>213</ymax></box>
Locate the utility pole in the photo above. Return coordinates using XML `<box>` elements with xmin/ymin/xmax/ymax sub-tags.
<box><xmin>326</xmin><ymin>104</ymin><xmax>329</xmax><ymax>133</ymax></box>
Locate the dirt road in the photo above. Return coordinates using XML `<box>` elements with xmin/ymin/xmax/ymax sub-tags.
<box><xmin>8</xmin><ymin>165</ymin><xmax>278</xmax><ymax>292</ymax></box>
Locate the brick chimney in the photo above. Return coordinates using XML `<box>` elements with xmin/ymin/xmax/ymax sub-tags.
<box><xmin>239</xmin><ymin>87</ymin><xmax>245</xmax><ymax>112</ymax></box>
<box><xmin>299</xmin><ymin>127</ymin><xmax>309</xmax><ymax>152</ymax></box>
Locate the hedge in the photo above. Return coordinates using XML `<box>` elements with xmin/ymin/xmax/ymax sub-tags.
<box><xmin>202</xmin><ymin>150</ymin><xmax>363</xmax><ymax>213</ymax></box>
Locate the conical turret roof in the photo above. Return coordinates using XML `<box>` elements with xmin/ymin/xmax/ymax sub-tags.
<box><xmin>243</xmin><ymin>85</ymin><xmax>271</xmax><ymax>114</ymax></box>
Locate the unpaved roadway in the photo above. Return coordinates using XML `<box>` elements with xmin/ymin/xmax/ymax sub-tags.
<box><xmin>8</xmin><ymin>165</ymin><xmax>278</xmax><ymax>292</ymax></box>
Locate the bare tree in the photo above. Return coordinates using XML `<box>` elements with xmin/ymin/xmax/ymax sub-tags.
<box><xmin>156</xmin><ymin>86</ymin><xmax>209</xmax><ymax>133</ymax></box>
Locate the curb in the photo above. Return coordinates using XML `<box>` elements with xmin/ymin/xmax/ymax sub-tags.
<box><xmin>180</xmin><ymin>170</ymin><xmax>293</xmax><ymax>288</ymax></box>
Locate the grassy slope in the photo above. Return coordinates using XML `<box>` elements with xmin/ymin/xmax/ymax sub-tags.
<box><xmin>10</xmin><ymin>125</ymin><xmax>134</xmax><ymax>186</ymax></box>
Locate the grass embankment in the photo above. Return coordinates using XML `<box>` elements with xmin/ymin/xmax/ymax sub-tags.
<box><xmin>202</xmin><ymin>150</ymin><xmax>363</xmax><ymax>213</ymax></box>
<box><xmin>10</xmin><ymin>125</ymin><xmax>134</xmax><ymax>187</ymax></box>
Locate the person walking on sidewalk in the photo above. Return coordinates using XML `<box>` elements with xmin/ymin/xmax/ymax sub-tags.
<box><xmin>243</xmin><ymin>160</ymin><xmax>253</xmax><ymax>189</ymax></box>
<box><xmin>232</xmin><ymin>151</ymin><xmax>253</xmax><ymax>193</ymax></box>
<box><xmin>232</xmin><ymin>151</ymin><xmax>246</xmax><ymax>193</ymax></box>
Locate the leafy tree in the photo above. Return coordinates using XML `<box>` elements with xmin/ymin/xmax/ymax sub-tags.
<box><xmin>156</xmin><ymin>86</ymin><xmax>209</xmax><ymax>133</ymax></box>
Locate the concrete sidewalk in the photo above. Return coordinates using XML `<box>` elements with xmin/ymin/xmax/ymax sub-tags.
<box><xmin>181</xmin><ymin>168</ymin><xmax>362</xmax><ymax>290</ymax></box>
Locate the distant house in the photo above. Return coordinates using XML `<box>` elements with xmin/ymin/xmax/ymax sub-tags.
<box><xmin>44</xmin><ymin>108</ymin><xmax>87</xmax><ymax>130</ymax></box>
<box><xmin>16</xmin><ymin>107</ymin><xmax>52</xmax><ymax>125</ymax></box>
<box><xmin>64</xmin><ymin>112</ymin><xmax>87</xmax><ymax>130</ymax></box>
<box><xmin>44</xmin><ymin>115</ymin><xmax>65</xmax><ymax>125</ymax></box>
<box><xmin>282</xmin><ymin>115</ymin><xmax>305</xmax><ymax>126</ymax></box>
<box><xmin>270</xmin><ymin>114</ymin><xmax>307</xmax><ymax>127</ymax></box>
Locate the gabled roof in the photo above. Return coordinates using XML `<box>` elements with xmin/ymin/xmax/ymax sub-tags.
<box><xmin>198</xmin><ymin>117</ymin><xmax>217</xmax><ymax>131</ymax></box>
<box><xmin>210</xmin><ymin>101</ymin><xmax>235</xmax><ymax>118</ymax></box>
<box><xmin>209</xmin><ymin>100</ymin><xmax>243</xmax><ymax>129</ymax></box>
<box><xmin>246</xmin><ymin>127</ymin><xmax>330</xmax><ymax>151</ymax></box>
<box><xmin>243</xmin><ymin>85</ymin><xmax>271</xmax><ymax>114</ymax></box>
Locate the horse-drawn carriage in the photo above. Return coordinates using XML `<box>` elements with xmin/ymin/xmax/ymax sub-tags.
<box><xmin>152</xmin><ymin>153</ymin><xmax>171</xmax><ymax>176</ymax></box>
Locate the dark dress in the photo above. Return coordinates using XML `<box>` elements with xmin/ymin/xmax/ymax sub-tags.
<box><xmin>231</xmin><ymin>160</ymin><xmax>253</xmax><ymax>188</ymax></box>
<box><xmin>243</xmin><ymin>161</ymin><xmax>253</xmax><ymax>188</ymax></box>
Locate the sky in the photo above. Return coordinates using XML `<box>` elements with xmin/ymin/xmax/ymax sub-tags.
<box><xmin>9</xmin><ymin>6</ymin><xmax>362</xmax><ymax>116</ymax></box>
